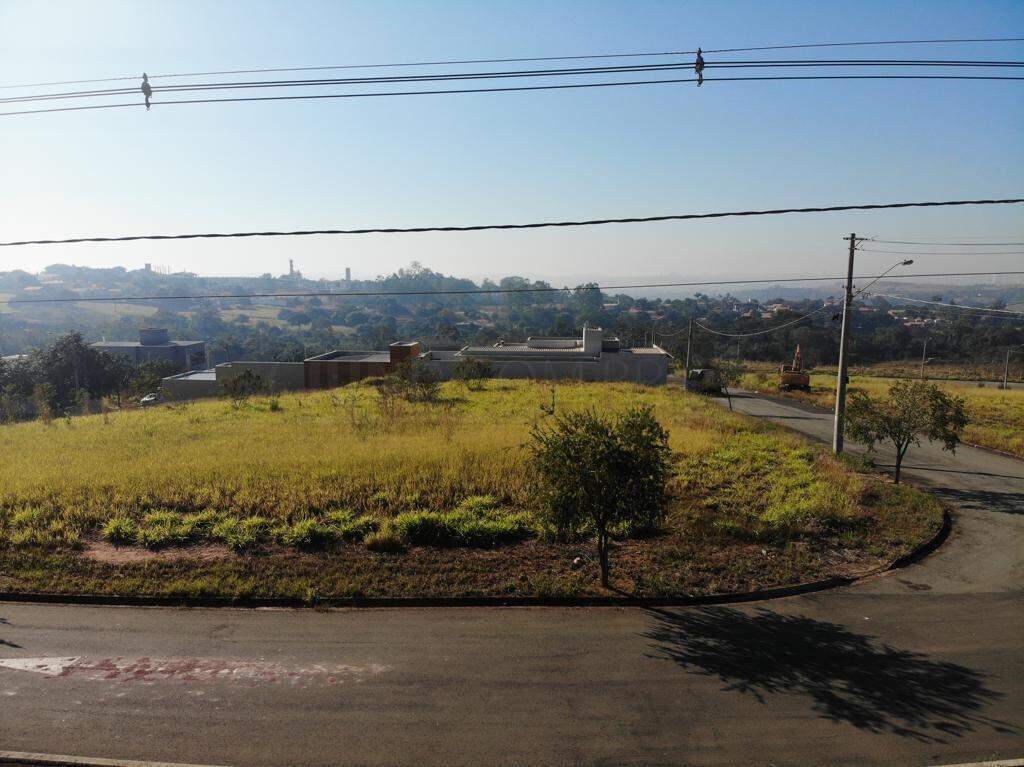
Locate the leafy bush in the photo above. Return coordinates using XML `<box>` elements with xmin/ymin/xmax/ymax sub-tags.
<box><xmin>529</xmin><ymin>404</ymin><xmax>673</xmax><ymax>586</ymax></box>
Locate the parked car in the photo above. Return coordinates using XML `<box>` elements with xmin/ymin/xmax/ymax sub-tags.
<box><xmin>139</xmin><ymin>392</ymin><xmax>162</xmax><ymax>406</ymax></box>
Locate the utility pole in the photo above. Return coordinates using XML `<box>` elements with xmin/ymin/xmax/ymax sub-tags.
<box><xmin>684</xmin><ymin>318</ymin><xmax>693</xmax><ymax>388</ymax></box>
<box><xmin>1005</xmin><ymin>347</ymin><xmax>1012</xmax><ymax>390</ymax></box>
<box><xmin>833</xmin><ymin>233</ymin><xmax>858</xmax><ymax>454</ymax></box>
<box><xmin>920</xmin><ymin>336</ymin><xmax>928</xmax><ymax>379</ymax></box>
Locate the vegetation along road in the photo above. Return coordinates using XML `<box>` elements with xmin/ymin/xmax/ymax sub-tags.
<box><xmin>0</xmin><ymin>390</ymin><xmax>1021</xmax><ymax>766</ymax></box>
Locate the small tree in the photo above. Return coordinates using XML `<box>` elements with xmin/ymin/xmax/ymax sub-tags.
<box><xmin>714</xmin><ymin>358</ymin><xmax>746</xmax><ymax>411</ymax></box>
<box><xmin>392</xmin><ymin>358</ymin><xmax>441</xmax><ymax>402</ymax></box>
<box><xmin>845</xmin><ymin>379</ymin><xmax>968</xmax><ymax>484</ymax></box>
<box><xmin>453</xmin><ymin>357</ymin><xmax>492</xmax><ymax>391</ymax></box>
<box><xmin>529</xmin><ymin>405</ymin><xmax>672</xmax><ymax>587</ymax></box>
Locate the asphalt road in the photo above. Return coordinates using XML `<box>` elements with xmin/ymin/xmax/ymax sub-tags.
<box><xmin>1</xmin><ymin>392</ymin><xmax>1021</xmax><ymax>766</ymax></box>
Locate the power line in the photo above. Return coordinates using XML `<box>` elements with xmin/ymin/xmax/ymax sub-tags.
<box><xmin>869</xmin><ymin>239</ymin><xmax>1024</xmax><ymax>246</ymax></box>
<box><xmin>8</xmin><ymin>59</ymin><xmax>1023</xmax><ymax>106</ymax></box>
<box><xmin>4</xmin><ymin>271</ymin><xmax>1023</xmax><ymax>306</ymax></box>
<box><xmin>860</xmin><ymin>248</ymin><xmax>1024</xmax><ymax>255</ymax></box>
<box><xmin>5</xmin><ymin>36</ymin><xmax>1022</xmax><ymax>89</ymax></box>
<box><xmin>694</xmin><ymin>304</ymin><xmax>835</xmax><ymax>337</ymax></box>
<box><xmin>3</xmin><ymin>198</ymin><xmax>1021</xmax><ymax>248</ymax></box>
<box><xmin>4</xmin><ymin>73</ymin><xmax>1023</xmax><ymax>118</ymax></box>
<box><xmin>870</xmin><ymin>292</ymin><xmax>1024</xmax><ymax>315</ymax></box>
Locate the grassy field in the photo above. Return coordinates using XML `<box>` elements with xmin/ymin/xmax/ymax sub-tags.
<box><xmin>0</xmin><ymin>380</ymin><xmax>942</xmax><ymax>599</ymax></box>
<box><xmin>741</xmin><ymin>359</ymin><xmax>1023</xmax><ymax>384</ymax></box>
<box><xmin>742</xmin><ymin>371</ymin><xmax>1024</xmax><ymax>459</ymax></box>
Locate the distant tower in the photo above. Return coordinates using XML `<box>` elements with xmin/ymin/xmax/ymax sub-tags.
<box><xmin>144</xmin><ymin>263</ymin><xmax>152</xmax><ymax>272</ymax></box>
<box><xmin>345</xmin><ymin>267</ymin><xmax>351</xmax><ymax>282</ymax></box>
<box><xmin>289</xmin><ymin>259</ymin><xmax>294</xmax><ymax>277</ymax></box>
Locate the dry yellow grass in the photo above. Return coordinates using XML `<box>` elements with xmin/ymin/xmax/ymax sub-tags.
<box><xmin>743</xmin><ymin>371</ymin><xmax>1024</xmax><ymax>458</ymax></box>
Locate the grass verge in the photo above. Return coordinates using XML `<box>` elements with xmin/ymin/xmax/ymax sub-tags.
<box><xmin>0</xmin><ymin>380</ymin><xmax>944</xmax><ymax>599</ymax></box>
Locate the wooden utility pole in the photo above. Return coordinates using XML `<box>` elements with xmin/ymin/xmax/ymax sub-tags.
<box><xmin>920</xmin><ymin>336</ymin><xmax>928</xmax><ymax>379</ymax></box>
<box><xmin>833</xmin><ymin>233</ymin><xmax>858</xmax><ymax>454</ymax></box>
<box><xmin>1005</xmin><ymin>347</ymin><xmax>1012</xmax><ymax>390</ymax></box>
<box><xmin>684</xmin><ymin>318</ymin><xmax>693</xmax><ymax>387</ymax></box>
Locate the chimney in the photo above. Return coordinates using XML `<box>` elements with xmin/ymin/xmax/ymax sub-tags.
<box><xmin>345</xmin><ymin>267</ymin><xmax>351</xmax><ymax>282</ymax></box>
<box><xmin>389</xmin><ymin>341</ymin><xmax>420</xmax><ymax>367</ymax></box>
<box><xmin>582</xmin><ymin>326</ymin><xmax>603</xmax><ymax>356</ymax></box>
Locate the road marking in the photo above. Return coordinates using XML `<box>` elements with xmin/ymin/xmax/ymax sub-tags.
<box><xmin>0</xmin><ymin>656</ymin><xmax>387</xmax><ymax>684</ymax></box>
<box><xmin>927</xmin><ymin>760</ymin><xmax>1024</xmax><ymax>767</ymax></box>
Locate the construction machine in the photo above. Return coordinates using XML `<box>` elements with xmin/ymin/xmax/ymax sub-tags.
<box><xmin>779</xmin><ymin>345</ymin><xmax>811</xmax><ymax>391</ymax></box>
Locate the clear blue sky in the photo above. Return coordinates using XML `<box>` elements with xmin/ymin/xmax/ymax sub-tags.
<box><xmin>1</xmin><ymin>0</ymin><xmax>1022</xmax><ymax>284</ymax></box>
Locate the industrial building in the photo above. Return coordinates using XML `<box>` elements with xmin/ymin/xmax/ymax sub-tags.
<box><xmin>434</xmin><ymin>326</ymin><xmax>670</xmax><ymax>385</ymax></box>
<box><xmin>161</xmin><ymin>329</ymin><xmax>669</xmax><ymax>399</ymax></box>
<box><xmin>92</xmin><ymin>328</ymin><xmax>207</xmax><ymax>370</ymax></box>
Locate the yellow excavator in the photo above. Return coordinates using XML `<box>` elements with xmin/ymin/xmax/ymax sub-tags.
<box><xmin>779</xmin><ymin>345</ymin><xmax>811</xmax><ymax>391</ymax></box>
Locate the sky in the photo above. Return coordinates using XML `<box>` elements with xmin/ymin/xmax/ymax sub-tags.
<box><xmin>1</xmin><ymin>0</ymin><xmax>1022</xmax><ymax>286</ymax></box>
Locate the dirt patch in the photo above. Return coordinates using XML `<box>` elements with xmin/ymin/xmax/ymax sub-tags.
<box><xmin>83</xmin><ymin>539</ymin><xmax>233</xmax><ymax>564</ymax></box>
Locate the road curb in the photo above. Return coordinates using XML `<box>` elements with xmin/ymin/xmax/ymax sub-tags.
<box><xmin>0</xmin><ymin>750</ymin><xmax>229</xmax><ymax>767</ymax></box>
<box><xmin>0</xmin><ymin>511</ymin><xmax>950</xmax><ymax>611</ymax></box>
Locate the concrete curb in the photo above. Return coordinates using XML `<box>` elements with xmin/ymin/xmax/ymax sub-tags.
<box><xmin>0</xmin><ymin>510</ymin><xmax>950</xmax><ymax>611</ymax></box>
<box><xmin>0</xmin><ymin>750</ymin><xmax>229</xmax><ymax>767</ymax></box>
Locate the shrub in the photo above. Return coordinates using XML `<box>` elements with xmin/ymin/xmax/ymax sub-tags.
<box><xmin>137</xmin><ymin>510</ymin><xmax>192</xmax><ymax>549</ymax></box>
<box><xmin>456</xmin><ymin>495</ymin><xmax>497</xmax><ymax>513</ymax></box>
<box><xmin>390</xmin><ymin>508</ymin><xmax>531</xmax><ymax>548</ymax></box>
<box><xmin>102</xmin><ymin>516</ymin><xmax>137</xmax><ymax>545</ymax></box>
<box><xmin>364</xmin><ymin>522</ymin><xmax>407</xmax><ymax>553</ymax></box>
<box><xmin>453</xmin><ymin>357</ymin><xmax>492</xmax><ymax>390</ymax></box>
<box><xmin>325</xmin><ymin>511</ymin><xmax>378</xmax><ymax>542</ymax></box>
<box><xmin>529</xmin><ymin>404</ymin><xmax>673</xmax><ymax>586</ymax></box>
<box><xmin>212</xmin><ymin>515</ymin><xmax>271</xmax><ymax>552</ymax></box>
<box><xmin>282</xmin><ymin>518</ymin><xmax>337</xmax><ymax>550</ymax></box>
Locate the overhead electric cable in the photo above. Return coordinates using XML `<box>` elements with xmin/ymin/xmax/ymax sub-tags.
<box><xmin>2</xmin><ymin>198</ymin><xmax>1021</xmax><ymax>248</ymax></box>
<box><xmin>694</xmin><ymin>304</ymin><xmax>835</xmax><ymax>337</ymax></box>
<box><xmin>869</xmin><ymin>239</ymin><xmax>1024</xmax><ymax>246</ymax></box>
<box><xmin>4</xmin><ymin>271</ymin><xmax>1023</xmax><ymax>306</ymax></box>
<box><xmin>7</xmin><ymin>58</ymin><xmax>1023</xmax><ymax>106</ymax></box>
<box><xmin>869</xmin><ymin>293</ymin><xmax>1024</xmax><ymax>315</ymax></box>
<box><xmin>4</xmin><ymin>73</ymin><xmax>1024</xmax><ymax>118</ymax></box>
<box><xmin>859</xmin><ymin>248</ymin><xmax>1024</xmax><ymax>255</ymax></box>
<box><xmin>4</xmin><ymin>36</ymin><xmax>1022</xmax><ymax>89</ymax></box>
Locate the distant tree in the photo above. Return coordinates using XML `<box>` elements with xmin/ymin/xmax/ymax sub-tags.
<box><xmin>130</xmin><ymin>360</ymin><xmax>182</xmax><ymax>399</ymax></box>
<box><xmin>529</xmin><ymin>405</ymin><xmax>672</xmax><ymax>587</ymax></box>
<box><xmin>453</xmin><ymin>357</ymin><xmax>492</xmax><ymax>390</ymax></box>
<box><xmin>845</xmin><ymin>379</ymin><xmax>968</xmax><ymax>484</ymax></box>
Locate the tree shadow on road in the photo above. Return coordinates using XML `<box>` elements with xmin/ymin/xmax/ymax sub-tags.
<box><xmin>0</xmin><ymin>617</ymin><xmax>19</xmax><ymax>648</ymax></box>
<box><xmin>929</xmin><ymin>487</ymin><xmax>1024</xmax><ymax>516</ymax></box>
<box><xmin>644</xmin><ymin>607</ymin><xmax>1016</xmax><ymax>742</ymax></box>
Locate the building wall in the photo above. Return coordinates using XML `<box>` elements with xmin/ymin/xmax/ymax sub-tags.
<box><xmin>93</xmin><ymin>342</ymin><xmax>207</xmax><ymax>370</ymax></box>
<box><xmin>216</xmin><ymin>361</ymin><xmax>305</xmax><ymax>391</ymax></box>
<box><xmin>162</xmin><ymin>372</ymin><xmax>220</xmax><ymax>400</ymax></box>
<box><xmin>305</xmin><ymin>359</ymin><xmax>391</xmax><ymax>389</ymax></box>
<box><xmin>428</xmin><ymin>352</ymin><xmax>669</xmax><ymax>386</ymax></box>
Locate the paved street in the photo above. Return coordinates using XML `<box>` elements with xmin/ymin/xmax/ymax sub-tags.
<box><xmin>1</xmin><ymin>392</ymin><xmax>1021</xmax><ymax>766</ymax></box>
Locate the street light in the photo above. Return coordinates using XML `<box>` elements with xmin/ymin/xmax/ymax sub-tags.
<box><xmin>834</xmin><ymin>242</ymin><xmax>915</xmax><ymax>455</ymax></box>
